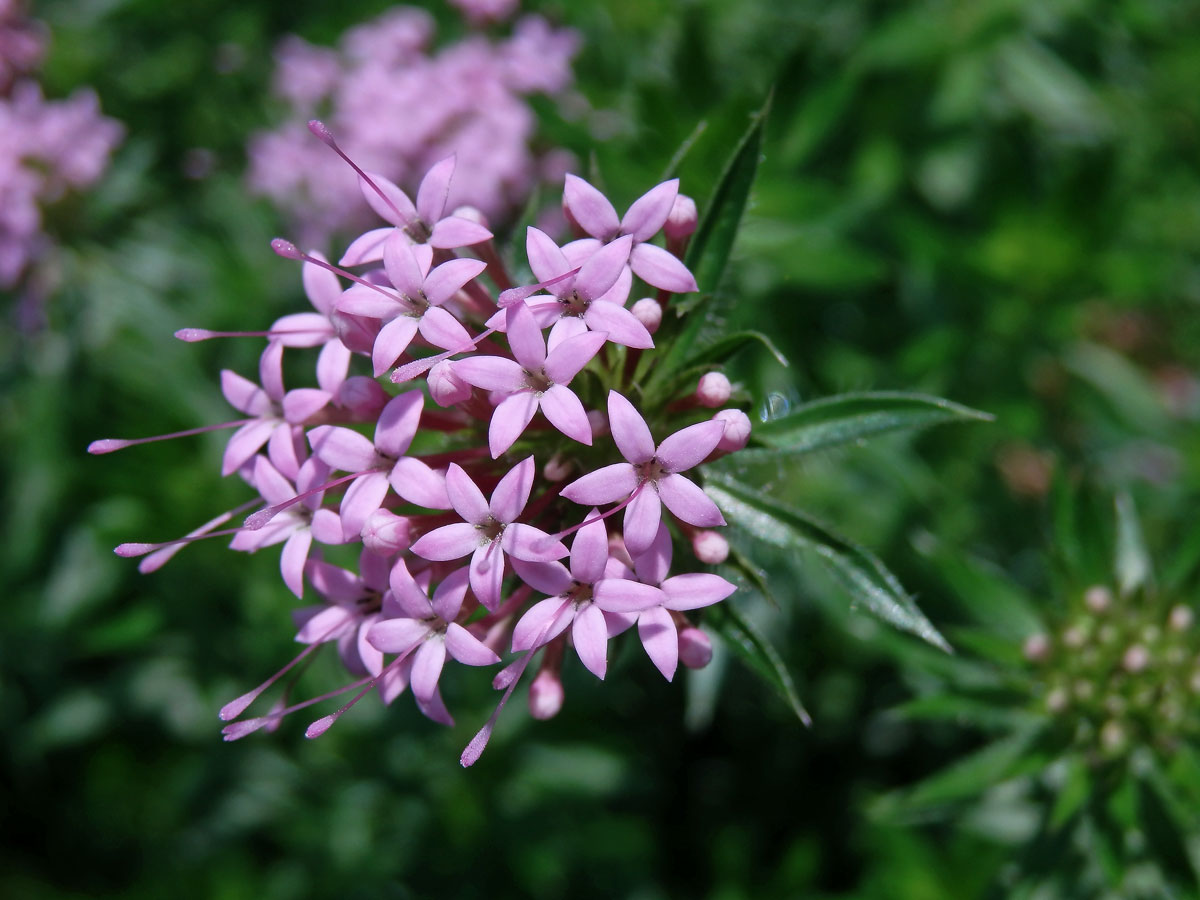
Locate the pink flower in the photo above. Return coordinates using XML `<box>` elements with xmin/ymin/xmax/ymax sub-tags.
<box><xmin>563</xmin><ymin>175</ymin><xmax>697</xmax><ymax>294</ymax></box>
<box><xmin>454</xmin><ymin>300</ymin><xmax>607</xmax><ymax>457</ymax></box>
<box><xmin>409</xmin><ymin>457</ymin><xmax>568</xmax><ymax>610</ymax></box>
<box><xmin>560</xmin><ymin>391</ymin><xmax>726</xmax><ymax>555</ymax></box>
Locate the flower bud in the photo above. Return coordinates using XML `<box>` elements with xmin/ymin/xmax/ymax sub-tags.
<box><xmin>1022</xmin><ymin>633</ymin><xmax>1051</xmax><ymax>663</ymax></box>
<box><xmin>1062</xmin><ymin>625</ymin><xmax>1086</xmax><ymax>649</ymax></box>
<box><xmin>1084</xmin><ymin>585</ymin><xmax>1112</xmax><ymax>614</ymax></box>
<box><xmin>361</xmin><ymin>509</ymin><xmax>412</xmax><ymax>555</ymax></box>
<box><xmin>692</xmin><ymin>530</ymin><xmax>729</xmax><ymax>565</ymax></box>
<box><xmin>678</xmin><ymin>627</ymin><xmax>713</xmax><ymax>669</ymax></box>
<box><xmin>696</xmin><ymin>372</ymin><xmax>732</xmax><ymax>408</ymax></box>
<box><xmin>1045</xmin><ymin>687</ymin><xmax>1069</xmax><ymax>713</ymax></box>
<box><xmin>529</xmin><ymin>668</ymin><xmax>564</xmax><ymax>720</ymax></box>
<box><xmin>665</xmin><ymin>194</ymin><xmax>697</xmax><ymax>243</ymax></box>
<box><xmin>339</xmin><ymin>376</ymin><xmax>388</xmax><ymax>418</ymax></box>
<box><xmin>543</xmin><ymin>453</ymin><xmax>572</xmax><ymax>482</ymax></box>
<box><xmin>428</xmin><ymin>360</ymin><xmax>472</xmax><ymax>407</ymax></box>
<box><xmin>1100</xmin><ymin>720</ymin><xmax>1126</xmax><ymax>753</ymax></box>
<box><xmin>713</xmin><ymin>409</ymin><xmax>751</xmax><ymax>452</ymax></box>
<box><xmin>1168</xmin><ymin>604</ymin><xmax>1194</xmax><ymax>632</ymax></box>
<box><xmin>451</xmin><ymin>205</ymin><xmax>489</xmax><ymax>229</ymax></box>
<box><xmin>631</xmin><ymin>298</ymin><xmax>662</xmax><ymax>334</ymax></box>
<box><xmin>1122</xmin><ymin>644</ymin><xmax>1149</xmax><ymax>673</ymax></box>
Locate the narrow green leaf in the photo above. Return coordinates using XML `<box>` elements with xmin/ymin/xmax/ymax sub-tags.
<box><xmin>704</xmin><ymin>473</ymin><xmax>951</xmax><ymax>652</ymax></box>
<box><xmin>1049</xmin><ymin>755</ymin><xmax>1091</xmax><ymax>829</ymax></box>
<box><xmin>660</xmin><ymin>118</ymin><xmax>708</xmax><ymax>181</ymax></box>
<box><xmin>705</xmin><ymin>598</ymin><xmax>810</xmax><ymax>725</ymax></box>
<box><xmin>891</xmin><ymin>693</ymin><xmax>1040</xmax><ymax>732</ymax></box>
<box><xmin>754</xmin><ymin>391</ymin><xmax>992</xmax><ymax>456</ymax></box>
<box><xmin>1114</xmin><ymin>492</ymin><xmax>1152</xmax><ymax>596</ymax></box>
<box><xmin>681</xmin><ymin>330</ymin><xmax>790</xmax><ymax>369</ymax></box>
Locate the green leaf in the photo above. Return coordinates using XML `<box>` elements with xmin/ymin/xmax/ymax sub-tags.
<box><xmin>754</xmin><ymin>391</ymin><xmax>991</xmax><ymax>456</ymax></box>
<box><xmin>1049</xmin><ymin>755</ymin><xmax>1091</xmax><ymax>829</ymax></box>
<box><xmin>891</xmin><ymin>693</ymin><xmax>1040</xmax><ymax>732</ymax></box>
<box><xmin>703</xmin><ymin>472</ymin><xmax>950</xmax><ymax>652</ymax></box>
<box><xmin>1114</xmin><ymin>492</ymin><xmax>1152</xmax><ymax>596</ymax></box>
<box><xmin>680</xmin><ymin>329</ymin><xmax>790</xmax><ymax>369</ymax></box>
<box><xmin>704</xmin><ymin>596</ymin><xmax>810</xmax><ymax>725</ymax></box>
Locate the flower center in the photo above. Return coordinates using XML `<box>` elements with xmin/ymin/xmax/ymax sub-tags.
<box><xmin>524</xmin><ymin>368</ymin><xmax>553</xmax><ymax>393</ymax></box>
<box><xmin>476</xmin><ymin>517</ymin><xmax>504</xmax><ymax>543</ymax></box>
<box><xmin>567</xmin><ymin>581</ymin><xmax>593</xmax><ymax>605</ymax></box>
<box><xmin>636</xmin><ymin>458</ymin><xmax>666</xmax><ymax>485</ymax></box>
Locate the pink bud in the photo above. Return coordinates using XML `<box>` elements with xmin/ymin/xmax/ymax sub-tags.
<box><xmin>338</xmin><ymin>376</ymin><xmax>388</xmax><ymax>418</ymax></box>
<box><xmin>528</xmin><ymin>668</ymin><xmax>564</xmax><ymax>720</ymax></box>
<box><xmin>665</xmin><ymin>194</ymin><xmax>698</xmax><ymax>242</ymax></box>
<box><xmin>428</xmin><ymin>360</ymin><xmax>472</xmax><ymax>407</ymax></box>
<box><xmin>691</xmin><ymin>530</ymin><xmax>729</xmax><ymax>565</ymax></box>
<box><xmin>1084</xmin><ymin>585</ymin><xmax>1112</xmax><ymax>613</ymax></box>
<box><xmin>587</xmin><ymin>409</ymin><xmax>609</xmax><ymax>438</ymax></box>
<box><xmin>1022</xmin><ymin>633</ymin><xmax>1051</xmax><ymax>663</ymax></box>
<box><xmin>696</xmin><ymin>372</ymin><xmax>732</xmax><ymax>408</ymax></box>
<box><xmin>678</xmin><ymin>627</ymin><xmax>713</xmax><ymax>669</ymax></box>
<box><xmin>631</xmin><ymin>298</ymin><xmax>662</xmax><ymax>334</ymax></box>
<box><xmin>361</xmin><ymin>509</ymin><xmax>412</xmax><ymax>555</ymax></box>
<box><xmin>713</xmin><ymin>409</ymin><xmax>751</xmax><ymax>452</ymax></box>
<box><xmin>1122</xmin><ymin>644</ymin><xmax>1149</xmax><ymax>673</ymax></box>
<box><xmin>451</xmin><ymin>205</ymin><xmax>489</xmax><ymax>228</ymax></box>
<box><xmin>543</xmin><ymin>453</ymin><xmax>572</xmax><ymax>482</ymax></box>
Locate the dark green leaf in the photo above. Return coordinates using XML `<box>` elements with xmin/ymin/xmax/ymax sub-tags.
<box><xmin>703</xmin><ymin>472</ymin><xmax>950</xmax><ymax>651</ymax></box>
<box><xmin>754</xmin><ymin>391</ymin><xmax>991</xmax><ymax>456</ymax></box>
<box><xmin>680</xmin><ymin>329</ymin><xmax>790</xmax><ymax>369</ymax></box>
<box><xmin>705</xmin><ymin>597</ymin><xmax>811</xmax><ymax>725</ymax></box>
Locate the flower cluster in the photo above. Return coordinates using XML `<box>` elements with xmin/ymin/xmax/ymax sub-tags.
<box><xmin>247</xmin><ymin>3</ymin><xmax>579</xmax><ymax>246</ymax></box>
<box><xmin>98</xmin><ymin>122</ymin><xmax>753</xmax><ymax>765</ymax></box>
<box><xmin>0</xmin><ymin>1</ymin><xmax>122</xmax><ymax>290</ymax></box>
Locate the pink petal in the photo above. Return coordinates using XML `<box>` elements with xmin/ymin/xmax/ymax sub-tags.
<box><xmin>453</xmin><ymin>356</ymin><xmax>526</xmax><ymax>393</ymax></box>
<box><xmin>540</xmin><ymin>385</ymin><xmax>592</xmax><ymax>445</ymax></box>
<box><xmin>252</xmin><ymin>455</ymin><xmax>296</xmax><ymax>506</ymax></box>
<box><xmin>423</xmin><ymin>257</ymin><xmax>487</xmax><ymax>307</ymax></box>
<box><xmin>604</xmin><ymin>609</ymin><xmax>637</xmax><ymax>638</ymax></box>
<box><xmin>339</xmin><ymin>227</ymin><xmax>392</xmax><ymax>266</ymax></box>
<box><xmin>316</xmin><ymin>339</ymin><xmax>352</xmax><ymax>395</ymax></box>
<box><xmin>302</xmin><ymin>252</ymin><xmax>341</xmax><ymax>316</ymax></box>
<box><xmin>356</xmin><ymin>616</ymin><xmax>384</xmax><ymax>677</ymax></box>
<box><xmin>564</xmin><ymin>174</ymin><xmax>620</xmax><ymax>241</ymax></box>
<box><xmin>583</xmin><ymin>301</ymin><xmax>653</xmax><ymax>349</ymax></box>
<box><xmin>594</xmin><ymin>263</ymin><xmax>633</xmax><ymax>306</ymax></box>
<box><xmin>221</xmin><ymin>369</ymin><xmax>270</xmax><ymax>416</ymax></box>
<box><xmin>371</xmin><ymin>315</ymin><xmax>420</xmax><ymax>377</ymax></box>
<box><xmin>572</xmin><ymin>604</ymin><xmax>609</xmax><ymax>679</ymax></box>
<box><xmin>656</xmin><ymin>420</ymin><xmax>726</xmax><ymax>473</ymax></box>
<box><xmin>511</xmin><ymin>557</ymin><xmax>572</xmax><ymax>596</ymax></box>
<box><xmin>295</xmin><ymin>604</ymin><xmax>355</xmax><ymax>643</ymax></box>
<box><xmin>488</xmin><ymin>391</ymin><xmax>538</xmax><ymax>458</ymax></box>
<box><xmin>633</xmin><ymin>521</ymin><xmax>673</xmax><ymax>585</ymax></box>
<box><xmin>282</xmin><ymin>388</ymin><xmax>331</xmax><ymax>424</ymax></box>
<box><xmin>390</xmin><ymin>559</ymin><xmax>434</xmax><ymax>619</ymax></box>
<box><xmin>593</xmin><ymin>578</ymin><xmax>666</xmax><ymax>613</ymax></box>
<box><xmin>569</xmin><ymin>508</ymin><xmax>608</xmax><ymax>584</ymax></box>
<box><xmin>502</xmin><ymin>523</ymin><xmax>569</xmax><ymax>561</ymax></box>
<box><xmin>630</xmin><ymin>243</ymin><xmax>698</xmax><ymax>293</ymax></box>
<box><xmin>339</xmin><ymin>472</ymin><xmax>390</xmax><ymax>540</ymax></box>
<box><xmin>547</xmin><ymin>315</ymin><xmax>588</xmax><ymax>354</ymax></box>
<box><xmin>259</xmin><ymin>341</ymin><xmax>286</xmax><ymax>402</ymax></box>
<box><xmin>622</xmin><ymin>487</ymin><xmax>662</xmax><ymax>557</ymax></box>
<box><xmin>268</xmin><ymin>425</ymin><xmax>305</xmax><ymax>483</ymax></box>
<box><xmin>415</xmin><ymin>686</ymin><xmax>455</xmax><ymax>727</ymax></box>
<box><xmin>379</xmin><ymin>655</ymin><xmax>411</xmax><ymax>705</ymax></box>
<box><xmin>416</xmin><ymin>155</ymin><xmax>456</xmax><ymax>225</ymax></box>
<box><xmin>361</xmin><ymin>172</ymin><xmax>416</xmax><ymax>226</ymax></box>
<box><xmin>560</xmin><ymin>462</ymin><xmax>638</xmax><ymax>505</ymax></box>
<box><xmin>374</xmin><ymin>390</ymin><xmax>423</xmax><ymax>459</ymax></box>
<box><xmin>308</xmin><ymin>425</ymin><xmax>378</xmax><ymax>472</ymax></box>
<box><xmin>445</xmin><ymin>623</ymin><xmax>501</xmax><ymax>666</ymax></box>
<box><xmin>359</xmin><ymin>548</ymin><xmax>391</xmax><ymax>592</ymax></box>
<box><xmin>311</xmin><ymin>509</ymin><xmax>345</xmax><ymax>544</ymax></box>
<box><xmin>638</xmin><ymin>605</ymin><xmax>678</xmax><ymax>680</ymax></box>
<box><xmin>428</xmin><ymin>216</ymin><xmax>492</xmax><ymax>249</ymax></box>
<box><xmin>662</xmin><ymin>573</ymin><xmax>737</xmax><ymax>610</ymax></box>
<box><xmin>368</xmin><ymin>617</ymin><xmax>429</xmax><ymax>654</ymax></box>
<box><xmin>389</xmin><ymin>457</ymin><xmax>450</xmax><ymax>509</ymax></box>
<box><xmin>383</xmin><ymin>231</ymin><xmax>426</xmax><ymax>298</ymax></box>
<box><xmin>336</xmin><ymin>283</ymin><xmax>401</xmax><ymax>318</ymax></box>
<box><xmin>411</xmin><ymin>522</ymin><xmax>481</xmax><ymax>561</ymax></box>
<box><xmin>512</xmin><ymin>597</ymin><xmax>574</xmax><ymax>651</ymax></box>
<box><xmin>543</xmin><ymin>331</ymin><xmax>608</xmax><ymax>385</ymax></box>
<box><xmin>306</xmin><ymin>560</ymin><xmax>364</xmax><ymax>603</ymax></box>
<box><xmin>469</xmin><ymin>541</ymin><xmax>505</xmax><ymax>611</ymax></box>
<box><xmin>505</xmin><ymin>301</ymin><xmax>546</xmax><ymax>371</ymax></box>
<box><xmin>621</xmin><ymin>179</ymin><xmax>679</xmax><ymax>242</ymax></box>
<box><xmin>222</xmin><ymin>419</ymin><xmax>276</xmax><ymax>476</ymax></box>
<box><xmin>490</xmin><ymin>455</ymin><xmax>534</xmax><ymax>523</ymax></box>
<box><xmin>411</xmin><ymin>637</ymin><xmax>447</xmax><ymax>702</ymax></box>
<box><xmin>657</xmin><ymin>473</ymin><xmax>726</xmax><ymax>527</ymax></box>
<box><xmin>281</xmin><ymin>529</ymin><xmax>313</xmax><ymax>599</ymax></box>
<box><xmin>526</xmin><ymin>226</ymin><xmax>572</xmax><ymax>292</ymax></box>
<box><xmin>607</xmin><ymin>391</ymin><xmax>656</xmax><ymax>464</ymax></box>
<box><xmin>270</xmin><ymin>312</ymin><xmax>333</xmax><ymax>348</ymax></box>
<box><xmin>574</xmin><ymin>234</ymin><xmax>633</xmax><ymax>301</ymax></box>
<box><xmin>445</xmin><ymin>463</ymin><xmax>491</xmax><ymax>525</ymax></box>
<box><xmin>431</xmin><ymin>567</ymin><xmax>470</xmax><ymax>622</ymax></box>
<box><xmin>418</xmin><ymin>306</ymin><xmax>472</xmax><ymax>351</ymax></box>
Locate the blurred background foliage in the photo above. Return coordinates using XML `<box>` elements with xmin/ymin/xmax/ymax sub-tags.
<box><xmin>2</xmin><ymin>0</ymin><xmax>1199</xmax><ymax>896</ymax></box>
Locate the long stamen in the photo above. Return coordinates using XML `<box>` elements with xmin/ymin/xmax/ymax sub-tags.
<box><xmin>242</xmin><ymin>470</ymin><xmax>371</xmax><ymax>530</ymax></box>
<box><xmin>533</xmin><ymin>488</ymin><xmax>642</xmax><ymax>553</ymax></box>
<box><xmin>307</xmin><ymin>119</ymin><xmax>411</xmax><ymax>226</ymax></box>
<box><xmin>391</xmin><ymin>326</ymin><xmax>499</xmax><ymax>384</ymax></box>
<box><xmin>139</xmin><ymin>498</ymin><xmax>259</xmax><ymax>574</ymax></box>
<box><xmin>498</xmin><ymin>268</ymin><xmax>580</xmax><ymax>308</ymax></box>
<box><xmin>88</xmin><ymin>419</ymin><xmax>254</xmax><ymax>454</ymax></box>
<box><xmin>219</xmin><ymin>641</ymin><xmax>324</xmax><ymax>721</ymax></box>
<box><xmin>175</xmin><ymin>327</ymin><xmax>331</xmax><ymax>343</ymax></box>
<box><xmin>271</xmin><ymin>239</ymin><xmax>407</xmax><ymax>306</ymax></box>
<box><xmin>222</xmin><ymin>673</ymin><xmax>375</xmax><ymax>741</ymax></box>
<box><xmin>304</xmin><ymin>681</ymin><xmax>376</xmax><ymax>738</ymax></box>
<box><xmin>115</xmin><ymin>524</ymin><xmax>253</xmax><ymax>558</ymax></box>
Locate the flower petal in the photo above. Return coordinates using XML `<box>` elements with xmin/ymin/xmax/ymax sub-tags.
<box><xmin>488</xmin><ymin>391</ymin><xmax>538</xmax><ymax>458</ymax></box>
<box><xmin>630</xmin><ymin>243</ymin><xmax>697</xmax><ymax>293</ymax></box>
<box><xmin>280</xmin><ymin>528</ymin><xmax>313</xmax><ymax>599</ymax></box>
<box><xmin>306</xmin><ymin>560</ymin><xmax>365</xmax><ymax>603</ymax></box>
<box><xmin>295</xmin><ymin>604</ymin><xmax>355</xmax><ymax>644</ymax></box>
<box><xmin>339</xmin><ymin>472</ymin><xmax>390</xmax><ymax>541</ymax></box>
<box><xmin>429</xmin><ymin>216</ymin><xmax>492</xmax><ymax>249</ymax></box>
<box><xmin>505</xmin><ymin>301</ymin><xmax>546</xmax><ymax>371</ymax></box>
<box><xmin>583</xmin><ymin>300</ymin><xmax>653</xmax><ymax>349</ymax></box>
<box><xmin>374</xmin><ymin>390</ymin><xmax>423</xmax><ymax>459</ymax></box>
<box><xmin>339</xmin><ymin>227</ymin><xmax>392</xmax><ymax>266</ymax></box>
<box><xmin>282</xmin><ymin>388</ymin><xmax>332</xmax><ymax>425</ymax></box>
<box><xmin>361</xmin><ymin>172</ymin><xmax>416</xmax><ymax>227</ymax></box>
<box><xmin>543</xmin><ymin>331</ymin><xmax>607</xmax><ymax>386</ymax></box>
<box><xmin>569</xmin><ymin>508</ymin><xmax>608</xmax><ymax>584</ymax></box>
<box><xmin>656</xmin><ymin>420</ymin><xmax>726</xmax><ymax>473</ymax></box>
<box><xmin>368</xmin><ymin>617</ymin><xmax>429</xmax><ymax>654</ymax></box>
<box><xmin>302</xmin><ymin>252</ymin><xmax>341</xmax><ymax>316</ymax></box>
<box><xmin>445</xmin><ymin>463</ymin><xmax>490</xmax><ymax>525</ymax></box>
<box><xmin>593</xmin><ymin>578</ymin><xmax>666</xmax><ymax>613</ymax></box>
<box><xmin>572</xmin><ymin>604</ymin><xmax>609</xmax><ymax>679</ymax></box>
<box><xmin>560</xmin><ymin>462</ymin><xmax>637</xmax><ymax>505</ymax></box>
<box><xmin>222</xmin><ymin>419</ymin><xmax>276</xmax><ymax>476</ymax></box>
<box><xmin>423</xmin><ymin>257</ymin><xmax>487</xmax><ymax>307</ymax></box>
<box><xmin>316</xmin><ymin>339</ymin><xmax>352</xmax><ymax>395</ymax></box>
<box><xmin>453</xmin><ymin>356</ymin><xmax>525</xmax><ymax>393</ymax></box>
<box><xmin>512</xmin><ymin>597</ymin><xmax>574</xmax><ymax>651</ymax></box>
<box><xmin>574</xmin><ymin>234</ymin><xmax>632</xmax><ymax>301</ymax></box>
<box><xmin>490</xmin><ymin>455</ymin><xmax>534</xmax><ymax>523</ymax></box>
<box><xmin>661</xmin><ymin>573</ymin><xmax>737</xmax><ymax>610</ymax></box>
<box><xmin>607</xmin><ymin>391</ymin><xmax>655</xmax><ymax>464</ymax></box>
<box><xmin>383</xmin><ymin>231</ymin><xmax>426</xmax><ymax>298</ymax></box>
<box><xmin>431</xmin><ymin>567</ymin><xmax>470</xmax><ymax>622</ymax></box>
<box><xmin>221</xmin><ymin>369</ymin><xmax>271</xmax><ymax>416</ymax></box>
<box><xmin>411</xmin><ymin>637</ymin><xmax>447</xmax><ymax>703</ymax></box>
<box><xmin>633</xmin><ymin>521</ymin><xmax>673</xmax><ymax>586</ymax></box>
<box><xmin>540</xmin><ymin>384</ymin><xmax>592</xmax><ymax>446</ymax></box>
<box><xmin>308</xmin><ymin>425</ymin><xmax>378</xmax><ymax>473</ymax></box>
<box><xmin>621</xmin><ymin>179</ymin><xmax>679</xmax><ymax>242</ymax></box>
<box><xmin>416</xmin><ymin>154</ymin><xmax>455</xmax><ymax>225</ymax></box>
<box><xmin>511</xmin><ymin>557</ymin><xmax>572</xmax><ymax>596</ymax></box>
<box><xmin>445</xmin><ymin>623</ymin><xmax>501</xmax><ymax>666</ymax></box>
<box><xmin>371</xmin><ymin>315</ymin><xmax>420</xmax><ymax>378</ymax></box>
<box><xmin>389</xmin><ymin>457</ymin><xmax>451</xmax><ymax>509</ymax></box>
<box><xmin>469</xmin><ymin>541</ymin><xmax>505</xmax><ymax>611</ymax></box>
<box><xmin>637</xmin><ymin>605</ymin><xmax>678</xmax><ymax>680</ymax></box>
<box><xmin>547</xmin><ymin>315</ymin><xmax>588</xmax><ymax>354</ymax></box>
<box><xmin>270</xmin><ymin>312</ymin><xmax>334</xmax><ymax>348</ymax></box>
<box><xmin>503</xmin><ymin>523</ymin><xmax>568</xmax><ymax>561</ymax></box>
<box><xmin>411</xmin><ymin>522</ymin><xmax>481</xmax><ymax>561</ymax></box>
<box><xmin>252</xmin><ymin>455</ymin><xmax>296</xmax><ymax>507</ymax></box>
<box><xmin>526</xmin><ymin>226</ymin><xmax>571</xmax><ymax>292</ymax></box>
<box><xmin>622</xmin><ymin>486</ymin><xmax>662</xmax><ymax>557</ymax></box>
<box><xmin>564</xmin><ymin>174</ymin><xmax>620</xmax><ymax>241</ymax></box>
<box><xmin>657</xmin><ymin>473</ymin><xmax>726</xmax><ymax>527</ymax></box>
